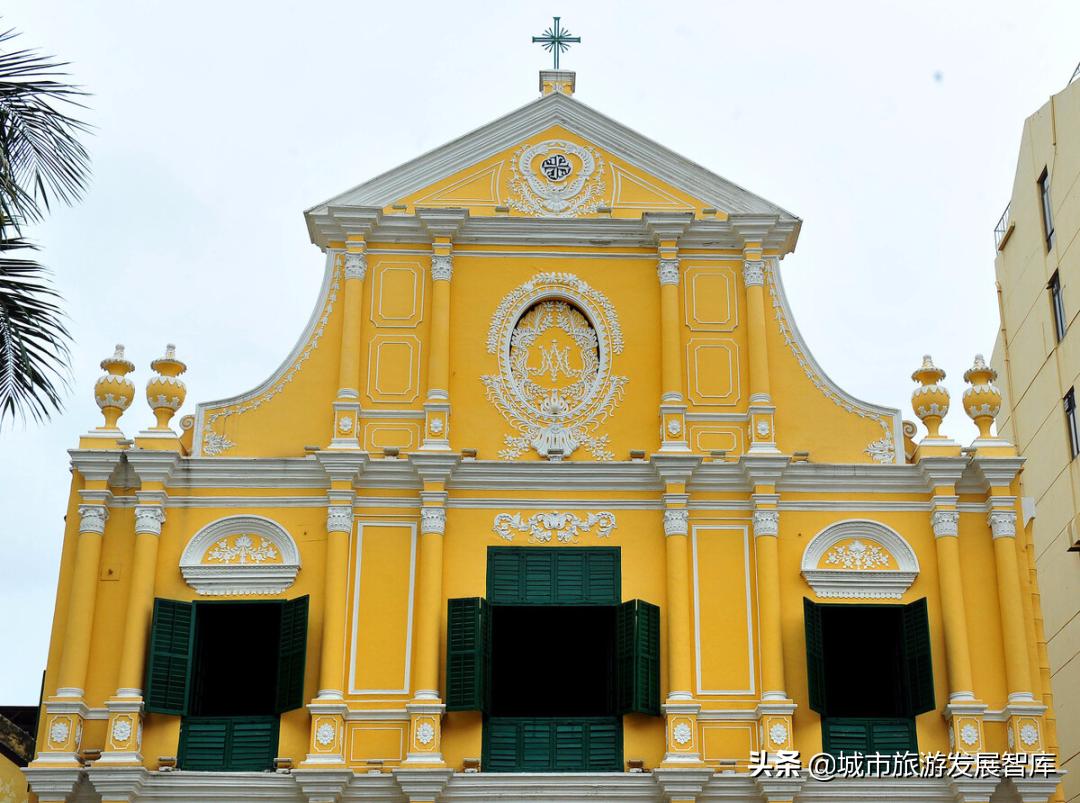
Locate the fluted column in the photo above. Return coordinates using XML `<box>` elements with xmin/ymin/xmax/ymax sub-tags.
<box><xmin>420</xmin><ymin>240</ymin><xmax>453</xmax><ymax>450</ymax></box>
<box><xmin>743</xmin><ymin>245</ymin><xmax>778</xmax><ymax>453</ymax></box>
<box><xmin>330</xmin><ymin>245</ymin><xmax>368</xmax><ymax>448</ymax></box>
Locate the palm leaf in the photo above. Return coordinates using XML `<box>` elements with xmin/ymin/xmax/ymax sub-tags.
<box><xmin>0</xmin><ymin>235</ymin><xmax>70</xmax><ymax>425</ymax></box>
<box><xmin>0</xmin><ymin>27</ymin><xmax>90</xmax><ymax>231</ymax></box>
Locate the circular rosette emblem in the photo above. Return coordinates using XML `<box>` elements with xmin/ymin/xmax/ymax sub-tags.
<box><xmin>482</xmin><ymin>273</ymin><xmax>627</xmax><ymax>460</ymax></box>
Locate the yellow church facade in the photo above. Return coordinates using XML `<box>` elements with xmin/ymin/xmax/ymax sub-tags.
<box><xmin>24</xmin><ymin>72</ymin><xmax>1063</xmax><ymax>803</ymax></box>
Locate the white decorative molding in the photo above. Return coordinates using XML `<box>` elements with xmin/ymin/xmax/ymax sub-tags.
<box><xmin>78</xmin><ymin>505</ymin><xmax>109</xmax><ymax>534</ymax></box>
<box><xmin>344</xmin><ymin>252</ymin><xmax>367</xmax><ymax>281</ymax></box>
<box><xmin>672</xmin><ymin>723</ymin><xmax>692</xmax><ymax>745</ymax></box>
<box><xmin>988</xmin><ymin>510</ymin><xmax>1017</xmax><ymax>538</ymax></box>
<box><xmin>326</xmin><ymin>505</ymin><xmax>354</xmax><ymax>534</ymax></box>
<box><xmin>415</xmin><ymin>722</ymin><xmax>436</xmax><ymax>746</ymax></box>
<box><xmin>111</xmin><ymin>718</ymin><xmax>132</xmax><ymax>743</ymax></box>
<box><xmin>742</xmin><ymin>259</ymin><xmax>765</xmax><ymax>287</ymax></box>
<box><xmin>801</xmin><ymin>519</ymin><xmax>919</xmax><ymax>599</ymax></box>
<box><xmin>493</xmin><ymin>511</ymin><xmax>616</xmax><ymax>543</ymax></box>
<box><xmin>766</xmin><ymin>260</ymin><xmax>901</xmax><ymax>464</ymax></box>
<box><xmin>134</xmin><ymin>505</ymin><xmax>165</xmax><ymax>536</ymax></box>
<box><xmin>960</xmin><ymin>723</ymin><xmax>978</xmax><ymax>746</ymax></box>
<box><xmin>657</xmin><ymin>258</ymin><xmax>680</xmax><ymax>286</ymax></box>
<box><xmin>430</xmin><ymin>254</ymin><xmax>453</xmax><ymax>282</ymax></box>
<box><xmin>664</xmin><ymin>509</ymin><xmax>689</xmax><ymax>537</ymax></box>
<box><xmin>1020</xmin><ymin>723</ymin><xmax>1039</xmax><ymax>746</ymax></box>
<box><xmin>931</xmin><ymin>510</ymin><xmax>960</xmax><ymax>537</ymax></box>
<box><xmin>49</xmin><ymin>720</ymin><xmax>70</xmax><ymax>745</ymax></box>
<box><xmin>768</xmin><ymin>722</ymin><xmax>788</xmax><ymax>746</ymax></box>
<box><xmin>315</xmin><ymin>721</ymin><xmax>336</xmax><ymax>747</ymax></box>
<box><xmin>752</xmin><ymin>509</ymin><xmax>779</xmax><ymax>537</ymax></box>
<box><xmin>507</xmin><ymin>139</ymin><xmax>605</xmax><ymax>217</ymax></box>
<box><xmin>481</xmin><ymin>273</ymin><xmax>627</xmax><ymax>460</ymax></box>
<box><xmin>179</xmin><ymin>515</ymin><xmax>300</xmax><ymax>596</ymax></box>
<box><xmin>196</xmin><ymin>253</ymin><xmax>343</xmax><ymax>456</ymax></box>
<box><xmin>420</xmin><ymin>507</ymin><xmax>446</xmax><ymax>535</ymax></box>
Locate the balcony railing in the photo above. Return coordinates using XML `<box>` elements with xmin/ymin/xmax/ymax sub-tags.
<box><xmin>994</xmin><ymin>202</ymin><xmax>1013</xmax><ymax>250</ymax></box>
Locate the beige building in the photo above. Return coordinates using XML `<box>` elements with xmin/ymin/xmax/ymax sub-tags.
<box><xmin>992</xmin><ymin>66</ymin><xmax>1080</xmax><ymax>803</ymax></box>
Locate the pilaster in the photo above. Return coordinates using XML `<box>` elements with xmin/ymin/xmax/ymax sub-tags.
<box><xmin>331</xmin><ymin>218</ymin><xmax>377</xmax><ymax>449</ymax></box>
<box><xmin>739</xmin><ymin>240</ymin><xmax>778</xmax><ymax>454</ymax></box>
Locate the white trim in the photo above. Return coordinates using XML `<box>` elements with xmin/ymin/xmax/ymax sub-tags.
<box><xmin>179</xmin><ymin>514</ymin><xmax>301</xmax><ymax>596</ymax></box>
<box><xmin>348</xmin><ymin>522</ymin><xmax>418</xmax><ymax>696</ymax></box>
<box><xmin>800</xmin><ymin>519</ymin><xmax>919</xmax><ymax>600</ymax></box>
<box><xmin>768</xmin><ymin>259</ymin><xmax>904</xmax><ymax>465</ymax></box>
<box><xmin>692</xmin><ymin>524</ymin><xmax>756</xmax><ymax>695</ymax></box>
<box><xmin>194</xmin><ymin>252</ymin><xmax>339</xmax><ymax>457</ymax></box>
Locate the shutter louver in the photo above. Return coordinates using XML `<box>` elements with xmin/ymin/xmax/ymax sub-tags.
<box><xmin>179</xmin><ymin>716</ymin><xmax>278</xmax><ymax>771</ymax></box>
<box><xmin>483</xmin><ymin>718</ymin><xmax>621</xmax><ymax>772</ymax></box>
<box><xmin>803</xmin><ymin>597</ymin><xmax>827</xmax><ymax>714</ymax></box>
<box><xmin>275</xmin><ymin>595</ymin><xmax>309</xmax><ymax>713</ymax></box>
<box><xmin>901</xmin><ymin>597</ymin><xmax>935</xmax><ymax>715</ymax></box>
<box><xmin>144</xmin><ymin>598</ymin><xmax>195</xmax><ymax>715</ymax></box>
<box><xmin>616</xmin><ymin>599</ymin><xmax>661</xmax><ymax>716</ymax></box>
<box><xmin>446</xmin><ymin>597</ymin><xmax>489</xmax><ymax>711</ymax></box>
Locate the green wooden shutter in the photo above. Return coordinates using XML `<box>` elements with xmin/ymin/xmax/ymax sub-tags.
<box><xmin>446</xmin><ymin>597</ymin><xmax>489</xmax><ymax>711</ymax></box>
<box><xmin>488</xmin><ymin>549</ymin><xmax>522</xmax><ymax>603</ymax></box>
<box><xmin>487</xmin><ymin>547</ymin><xmax>621</xmax><ymax>605</ymax></box>
<box><xmin>803</xmin><ymin>597</ymin><xmax>827</xmax><ymax>714</ymax></box>
<box><xmin>524</xmin><ymin>549</ymin><xmax>556</xmax><ymax>604</ymax></box>
<box><xmin>901</xmin><ymin>597</ymin><xmax>935</xmax><ymax>715</ymax></box>
<box><xmin>483</xmin><ymin>718</ymin><xmax>622</xmax><ymax>772</ymax></box>
<box><xmin>145</xmin><ymin>598</ymin><xmax>196</xmax><ymax>715</ymax></box>
<box><xmin>583</xmin><ymin>549</ymin><xmax>620</xmax><ymax>604</ymax></box>
<box><xmin>870</xmin><ymin>718</ymin><xmax>918</xmax><ymax>753</ymax></box>
<box><xmin>178</xmin><ymin>717</ymin><xmax>228</xmax><ymax>769</ymax></box>
<box><xmin>822</xmin><ymin>718</ymin><xmax>870</xmax><ymax>755</ymax></box>
<box><xmin>275</xmin><ymin>595</ymin><xmax>309</xmax><ymax>713</ymax></box>
<box><xmin>229</xmin><ymin>716</ymin><xmax>280</xmax><ymax>770</ymax></box>
<box><xmin>616</xmin><ymin>599</ymin><xmax>661</xmax><ymax>716</ymax></box>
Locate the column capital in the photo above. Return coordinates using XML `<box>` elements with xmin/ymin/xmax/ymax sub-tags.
<box><xmin>663</xmin><ymin>509</ymin><xmax>689</xmax><ymax>537</ymax></box>
<box><xmin>420</xmin><ymin>507</ymin><xmax>446</xmax><ymax>535</ymax></box>
<box><xmin>430</xmin><ymin>253</ymin><xmax>453</xmax><ymax>282</ymax></box>
<box><xmin>752</xmin><ymin>509</ymin><xmax>779</xmax><ymax>537</ymax></box>
<box><xmin>657</xmin><ymin>257</ymin><xmax>680</xmax><ymax>286</ymax></box>
<box><xmin>742</xmin><ymin>258</ymin><xmax>766</xmax><ymax>287</ymax></box>
<box><xmin>931</xmin><ymin>509</ymin><xmax>960</xmax><ymax>538</ymax></box>
<box><xmin>133</xmin><ymin>505</ymin><xmax>165</xmax><ymax>536</ymax></box>
<box><xmin>344</xmin><ymin>251</ymin><xmax>367</xmax><ymax>281</ymax></box>
<box><xmin>326</xmin><ymin>505</ymin><xmax>354</xmax><ymax>534</ymax></box>
<box><xmin>987</xmin><ymin>509</ymin><xmax>1017</xmax><ymax>539</ymax></box>
<box><xmin>77</xmin><ymin>504</ymin><xmax>109</xmax><ymax>534</ymax></box>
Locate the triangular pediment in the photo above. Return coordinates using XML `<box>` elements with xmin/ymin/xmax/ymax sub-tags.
<box><xmin>306</xmin><ymin>92</ymin><xmax>798</xmax><ymax>233</ymax></box>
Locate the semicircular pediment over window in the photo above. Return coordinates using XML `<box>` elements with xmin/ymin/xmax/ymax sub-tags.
<box><xmin>800</xmin><ymin>519</ymin><xmax>919</xmax><ymax>600</ymax></box>
<box><xmin>180</xmin><ymin>515</ymin><xmax>300</xmax><ymax>596</ymax></box>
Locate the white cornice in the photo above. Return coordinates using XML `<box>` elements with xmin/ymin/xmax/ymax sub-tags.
<box><xmin>305</xmin><ymin>92</ymin><xmax>799</xmax><ymax>247</ymax></box>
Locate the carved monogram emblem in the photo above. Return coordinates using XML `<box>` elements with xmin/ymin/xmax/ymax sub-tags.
<box><xmin>482</xmin><ymin>273</ymin><xmax>627</xmax><ymax>460</ymax></box>
<box><xmin>540</xmin><ymin>153</ymin><xmax>572</xmax><ymax>181</ymax></box>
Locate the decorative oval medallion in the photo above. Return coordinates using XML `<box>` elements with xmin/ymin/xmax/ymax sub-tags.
<box><xmin>482</xmin><ymin>273</ymin><xmax>627</xmax><ymax>460</ymax></box>
<box><xmin>508</xmin><ymin>140</ymin><xmax>605</xmax><ymax>217</ymax></box>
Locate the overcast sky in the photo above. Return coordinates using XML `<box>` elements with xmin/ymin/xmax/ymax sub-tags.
<box><xmin>1</xmin><ymin>0</ymin><xmax>1077</xmax><ymax>703</ymax></box>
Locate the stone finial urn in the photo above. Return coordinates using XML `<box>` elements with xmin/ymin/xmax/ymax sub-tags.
<box><xmin>962</xmin><ymin>354</ymin><xmax>1001</xmax><ymax>439</ymax></box>
<box><xmin>146</xmin><ymin>344</ymin><xmax>187</xmax><ymax>430</ymax></box>
<box><xmin>911</xmin><ymin>355</ymin><xmax>949</xmax><ymax>438</ymax></box>
<box><xmin>94</xmin><ymin>344</ymin><xmax>135</xmax><ymax>430</ymax></box>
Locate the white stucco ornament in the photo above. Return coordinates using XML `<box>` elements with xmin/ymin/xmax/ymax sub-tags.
<box><xmin>1020</xmin><ymin>724</ymin><xmax>1039</xmax><ymax>747</ymax></box>
<box><xmin>180</xmin><ymin>515</ymin><xmax>301</xmax><ymax>596</ymax></box>
<box><xmin>112</xmin><ymin>718</ymin><xmax>133</xmax><ymax>743</ymax></box>
<box><xmin>769</xmin><ymin>723</ymin><xmax>789</xmax><ymax>746</ymax></box>
<box><xmin>801</xmin><ymin>520</ymin><xmax>919</xmax><ymax>599</ymax></box>
<box><xmin>508</xmin><ymin>140</ymin><xmax>605</xmax><ymax>217</ymax></box>
<box><xmin>960</xmin><ymin>724</ymin><xmax>979</xmax><ymax>747</ymax></box>
<box><xmin>493</xmin><ymin>511</ymin><xmax>615</xmax><ymax>543</ymax></box>
<box><xmin>416</xmin><ymin>722</ymin><xmax>436</xmax><ymax>746</ymax></box>
<box><xmin>672</xmin><ymin>723</ymin><xmax>693</xmax><ymax>746</ymax></box>
<box><xmin>49</xmin><ymin>720</ymin><xmax>69</xmax><ymax>745</ymax></box>
<box><xmin>482</xmin><ymin>273</ymin><xmax>627</xmax><ymax>460</ymax></box>
<box><xmin>315</xmin><ymin>722</ymin><xmax>336</xmax><ymax>747</ymax></box>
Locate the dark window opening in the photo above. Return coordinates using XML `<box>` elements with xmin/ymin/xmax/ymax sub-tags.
<box><xmin>1066</xmin><ymin>389</ymin><xmax>1079</xmax><ymax>460</ymax></box>
<box><xmin>489</xmin><ymin>605</ymin><xmax>616</xmax><ymax>717</ymax></box>
<box><xmin>1050</xmin><ymin>271</ymin><xmax>1067</xmax><ymax>343</ymax></box>
<box><xmin>1039</xmin><ymin>168</ymin><xmax>1055</xmax><ymax>251</ymax></box>
<box><xmin>191</xmin><ymin>603</ymin><xmax>281</xmax><ymax>716</ymax></box>
<box><xmin>821</xmin><ymin>606</ymin><xmax>906</xmax><ymax>717</ymax></box>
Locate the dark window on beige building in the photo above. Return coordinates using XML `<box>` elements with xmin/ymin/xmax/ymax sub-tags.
<box><xmin>1050</xmin><ymin>271</ymin><xmax>1067</xmax><ymax>342</ymax></box>
<box><xmin>1066</xmin><ymin>389</ymin><xmax>1080</xmax><ymax>459</ymax></box>
<box><xmin>1039</xmin><ymin>168</ymin><xmax>1055</xmax><ymax>250</ymax></box>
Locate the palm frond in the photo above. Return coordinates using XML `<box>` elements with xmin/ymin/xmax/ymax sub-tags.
<box><xmin>0</xmin><ymin>234</ymin><xmax>70</xmax><ymax>426</ymax></box>
<box><xmin>0</xmin><ymin>27</ymin><xmax>90</xmax><ymax>232</ymax></box>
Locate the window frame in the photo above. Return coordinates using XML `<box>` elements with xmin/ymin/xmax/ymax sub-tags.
<box><xmin>1039</xmin><ymin>168</ymin><xmax>1055</xmax><ymax>251</ymax></box>
<box><xmin>1050</xmin><ymin>271</ymin><xmax>1067</xmax><ymax>343</ymax></box>
<box><xmin>1065</xmin><ymin>388</ymin><xmax>1080</xmax><ymax>460</ymax></box>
